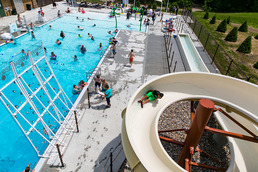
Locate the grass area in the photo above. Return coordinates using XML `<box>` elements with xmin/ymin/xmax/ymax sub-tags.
<box><xmin>192</xmin><ymin>11</ymin><xmax>258</xmax><ymax>29</ymax></box>
<box><xmin>191</xmin><ymin>11</ymin><xmax>258</xmax><ymax>84</ymax></box>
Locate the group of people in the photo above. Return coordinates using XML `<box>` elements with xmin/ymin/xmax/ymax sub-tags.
<box><xmin>72</xmin><ymin>80</ymin><xmax>88</xmax><ymax>95</ymax></box>
<box><xmin>94</xmin><ymin>75</ymin><xmax>112</xmax><ymax>108</ymax></box>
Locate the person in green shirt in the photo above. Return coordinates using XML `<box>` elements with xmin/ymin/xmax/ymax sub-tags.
<box><xmin>138</xmin><ymin>89</ymin><xmax>164</xmax><ymax>108</ymax></box>
<box><xmin>103</xmin><ymin>85</ymin><xmax>112</xmax><ymax>108</ymax></box>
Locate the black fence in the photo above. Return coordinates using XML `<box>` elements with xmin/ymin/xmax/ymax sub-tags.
<box><xmin>181</xmin><ymin>8</ymin><xmax>250</xmax><ymax>81</ymax></box>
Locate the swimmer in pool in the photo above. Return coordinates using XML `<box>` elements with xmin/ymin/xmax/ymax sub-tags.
<box><xmin>78</xmin><ymin>26</ymin><xmax>84</xmax><ymax>30</ymax></box>
<box><xmin>80</xmin><ymin>45</ymin><xmax>86</xmax><ymax>54</ymax></box>
<box><xmin>71</xmin><ymin>55</ymin><xmax>77</xmax><ymax>61</ymax></box>
<box><xmin>108</xmin><ymin>31</ymin><xmax>113</xmax><ymax>35</ymax></box>
<box><xmin>50</xmin><ymin>52</ymin><xmax>57</xmax><ymax>60</ymax></box>
<box><xmin>31</xmin><ymin>31</ymin><xmax>36</xmax><ymax>39</ymax></box>
<box><xmin>60</xmin><ymin>31</ymin><xmax>65</xmax><ymax>38</ymax></box>
<box><xmin>21</xmin><ymin>49</ymin><xmax>27</xmax><ymax>56</ymax></box>
<box><xmin>98</xmin><ymin>43</ymin><xmax>102</xmax><ymax>50</ymax></box>
<box><xmin>78</xmin><ymin>34</ymin><xmax>82</xmax><ymax>37</ymax></box>
<box><xmin>56</xmin><ymin>39</ymin><xmax>62</xmax><ymax>45</ymax></box>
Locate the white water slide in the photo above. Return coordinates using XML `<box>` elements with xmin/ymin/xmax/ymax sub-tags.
<box><xmin>121</xmin><ymin>72</ymin><xmax>258</xmax><ymax>171</ymax></box>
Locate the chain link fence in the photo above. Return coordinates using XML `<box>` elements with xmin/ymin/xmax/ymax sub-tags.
<box><xmin>182</xmin><ymin>8</ymin><xmax>250</xmax><ymax>81</ymax></box>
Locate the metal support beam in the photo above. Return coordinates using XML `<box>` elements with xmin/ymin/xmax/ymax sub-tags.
<box><xmin>177</xmin><ymin>99</ymin><xmax>215</xmax><ymax>167</ymax></box>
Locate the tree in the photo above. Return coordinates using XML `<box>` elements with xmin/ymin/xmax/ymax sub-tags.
<box><xmin>225</xmin><ymin>27</ymin><xmax>238</xmax><ymax>42</ymax></box>
<box><xmin>203</xmin><ymin>11</ymin><xmax>209</xmax><ymax>19</ymax></box>
<box><xmin>238</xmin><ymin>20</ymin><xmax>248</xmax><ymax>32</ymax></box>
<box><xmin>227</xmin><ymin>16</ymin><xmax>231</xmax><ymax>24</ymax></box>
<box><xmin>237</xmin><ymin>36</ymin><xmax>252</xmax><ymax>53</ymax></box>
<box><xmin>255</xmin><ymin>34</ymin><xmax>258</xmax><ymax>39</ymax></box>
<box><xmin>135</xmin><ymin>0</ymin><xmax>140</xmax><ymax>7</ymax></box>
<box><xmin>254</xmin><ymin>62</ymin><xmax>258</xmax><ymax>69</ymax></box>
<box><xmin>216</xmin><ymin>19</ymin><xmax>227</xmax><ymax>33</ymax></box>
<box><xmin>210</xmin><ymin>15</ymin><xmax>216</xmax><ymax>24</ymax></box>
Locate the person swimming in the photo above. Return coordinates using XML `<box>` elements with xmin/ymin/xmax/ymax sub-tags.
<box><xmin>78</xmin><ymin>34</ymin><xmax>82</xmax><ymax>37</ymax></box>
<box><xmin>114</xmin><ymin>28</ymin><xmax>118</xmax><ymax>33</ymax></box>
<box><xmin>78</xmin><ymin>26</ymin><xmax>84</xmax><ymax>30</ymax></box>
<box><xmin>80</xmin><ymin>45</ymin><xmax>86</xmax><ymax>54</ymax></box>
<box><xmin>72</xmin><ymin>85</ymin><xmax>81</xmax><ymax>95</ymax></box>
<box><xmin>98</xmin><ymin>43</ymin><xmax>102</xmax><ymax>51</ymax></box>
<box><xmin>50</xmin><ymin>52</ymin><xmax>57</xmax><ymax>60</ymax></box>
<box><xmin>108</xmin><ymin>31</ymin><xmax>113</xmax><ymax>35</ymax></box>
<box><xmin>93</xmin><ymin>24</ymin><xmax>96</xmax><ymax>27</ymax></box>
<box><xmin>71</xmin><ymin>55</ymin><xmax>77</xmax><ymax>61</ymax></box>
<box><xmin>88</xmin><ymin>33</ymin><xmax>92</xmax><ymax>38</ymax></box>
<box><xmin>60</xmin><ymin>31</ymin><xmax>65</xmax><ymax>38</ymax></box>
<box><xmin>21</xmin><ymin>49</ymin><xmax>27</xmax><ymax>56</ymax></box>
<box><xmin>31</xmin><ymin>31</ymin><xmax>35</xmax><ymax>39</ymax></box>
<box><xmin>56</xmin><ymin>39</ymin><xmax>62</xmax><ymax>45</ymax></box>
<box><xmin>91</xmin><ymin>36</ymin><xmax>95</xmax><ymax>41</ymax></box>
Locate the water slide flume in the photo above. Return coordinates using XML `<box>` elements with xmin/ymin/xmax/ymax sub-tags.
<box><xmin>121</xmin><ymin>72</ymin><xmax>258</xmax><ymax>171</ymax></box>
<box><xmin>176</xmin><ymin>33</ymin><xmax>209</xmax><ymax>72</ymax></box>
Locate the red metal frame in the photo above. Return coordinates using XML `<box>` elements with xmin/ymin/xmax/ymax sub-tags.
<box><xmin>205</xmin><ymin>126</ymin><xmax>258</xmax><ymax>143</ymax></box>
<box><xmin>217</xmin><ymin>108</ymin><xmax>257</xmax><ymax>137</ymax></box>
<box><xmin>159</xmin><ymin>136</ymin><xmax>184</xmax><ymax>146</ymax></box>
<box><xmin>158</xmin><ymin>99</ymin><xmax>257</xmax><ymax>171</ymax></box>
<box><xmin>190</xmin><ymin>162</ymin><xmax>226</xmax><ymax>171</ymax></box>
<box><xmin>177</xmin><ymin>99</ymin><xmax>215</xmax><ymax>167</ymax></box>
<box><xmin>158</xmin><ymin>128</ymin><xmax>187</xmax><ymax>133</ymax></box>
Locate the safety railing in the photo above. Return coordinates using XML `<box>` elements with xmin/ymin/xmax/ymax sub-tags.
<box><xmin>181</xmin><ymin>8</ymin><xmax>250</xmax><ymax>81</ymax></box>
<box><xmin>164</xmin><ymin>31</ymin><xmax>177</xmax><ymax>73</ymax></box>
<box><xmin>101</xmin><ymin>141</ymin><xmax>124</xmax><ymax>172</ymax></box>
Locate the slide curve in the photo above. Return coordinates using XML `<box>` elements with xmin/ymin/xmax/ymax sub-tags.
<box><xmin>121</xmin><ymin>72</ymin><xmax>258</xmax><ymax>172</ymax></box>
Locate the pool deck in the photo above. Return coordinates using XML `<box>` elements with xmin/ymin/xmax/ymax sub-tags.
<box><xmin>0</xmin><ymin>1</ymin><xmax>219</xmax><ymax>172</ymax></box>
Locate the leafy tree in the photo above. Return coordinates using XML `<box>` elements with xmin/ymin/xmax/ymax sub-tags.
<box><xmin>227</xmin><ymin>16</ymin><xmax>231</xmax><ymax>24</ymax></box>
<box><xmin>255</xmin><ymin>34</ymin><xmax>258</xmax><ymax>39</ymax></box>
<box><xmin>152</xmin><ymin>2</ymin><xmax>157</xmax><ymax>10</ymax></box>
<box><xmin>237</xmin><ymin>36</ymin><xmax>252</xmax><ymax>53</ymax></box>
<box><xmin>225</xmin><ymin>27</ymin><xmax>238</xmax><ymax>42</ymax></box>
<box><xmin>216</xmin><ymin>19</ymin><xmax>227</xmax><ymax>33</ymax></box>
<box><xmin>135</xmin><ymin>0</ymin><xmax>140</xmax><ymax>7</ymax></box>
<box><xmin>238</xmin><ymin>21</ymin><xmax>248</xmax><ymax>32</ymax></box>
<box><xmin>203</xmin><ymin>11</ymin><xmax>209</xmax><ymax>19</ymax></box>
<box><xmin>210</xmin><ymin>15</ymin><xmax>216</xmax><ymax>24</ymax></box>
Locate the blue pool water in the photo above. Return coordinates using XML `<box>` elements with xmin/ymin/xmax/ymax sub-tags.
<box><xmin>0</xmin><ymin>12</ymin><xmax>146</xmax><ymax>171</ymax></box>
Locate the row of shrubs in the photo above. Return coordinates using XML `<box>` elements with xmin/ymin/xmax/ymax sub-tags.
<box><xmin>203</xmin><ymin>12</ymin><xmax>258</xmax><ymax>69</ymax></box>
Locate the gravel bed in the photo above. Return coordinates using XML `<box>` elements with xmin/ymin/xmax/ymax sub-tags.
<box><xmin>158</xmin><ymin>101</ymin><xmax>231</xmax><ymax>172</ymax></box>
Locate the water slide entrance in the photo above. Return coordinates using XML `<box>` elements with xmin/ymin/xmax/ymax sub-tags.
<box><xmin>121</xmin><ymin>72</ymin><xmax>258</xmax><ymax>171</ymax></box>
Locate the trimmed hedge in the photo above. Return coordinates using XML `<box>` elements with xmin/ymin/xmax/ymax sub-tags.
<box><xmin>225</xmin><ymin>27</ymin><xmax>238</xmax><ymax>42</ymax></box>
<box><xmin>216</xmin><ymin>19</ymin><xmax>227</xmax><ymax>33</ymax></box>
<box><xmin>238</xmin><ymin>21</ymin><xmax>248</xmax><ymax>32</ymax></box>
<box><xmin>237</xmin><ymin>36</ymin><xmax>252</xmax><ymax>53</ymax></box>
<box><xmin>254</xmin><ymin>62</ymin><xmax>258</xmax><ymax>69</ymax></box>
<box><xmin>255</xmin><ymin>34</ymin><xmax>258</xmax><ymax>39</ymax></box>
<box><xmin>203</xmin><ymin>12</ymin><xmax>209</xmax><ymax>19</ymax></box>
<box><xmin>210</xmin><ymin>15</ymin><xmax>216</xmax><ymax>24</ymax></box>
<box><xmin>227</xmin><ymin>16</ymin><xmax>230</xmax><ymax>24</ymax></box>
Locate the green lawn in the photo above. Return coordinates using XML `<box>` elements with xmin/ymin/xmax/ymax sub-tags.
<box><xmin>190</xmin><ymin>11</ymin><xmax>258</xmax><ymax>84</ymax></box>
<box><xmin>192</xmin><ymin>11</ymin><xmax>258</xmax><ymax>29</ymax></box>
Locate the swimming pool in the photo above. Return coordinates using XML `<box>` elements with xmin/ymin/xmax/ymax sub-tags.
<box><xmin>0</xmin><ymin>12</ymin><xmax>146</xmax><ymax>171</ymax></box>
